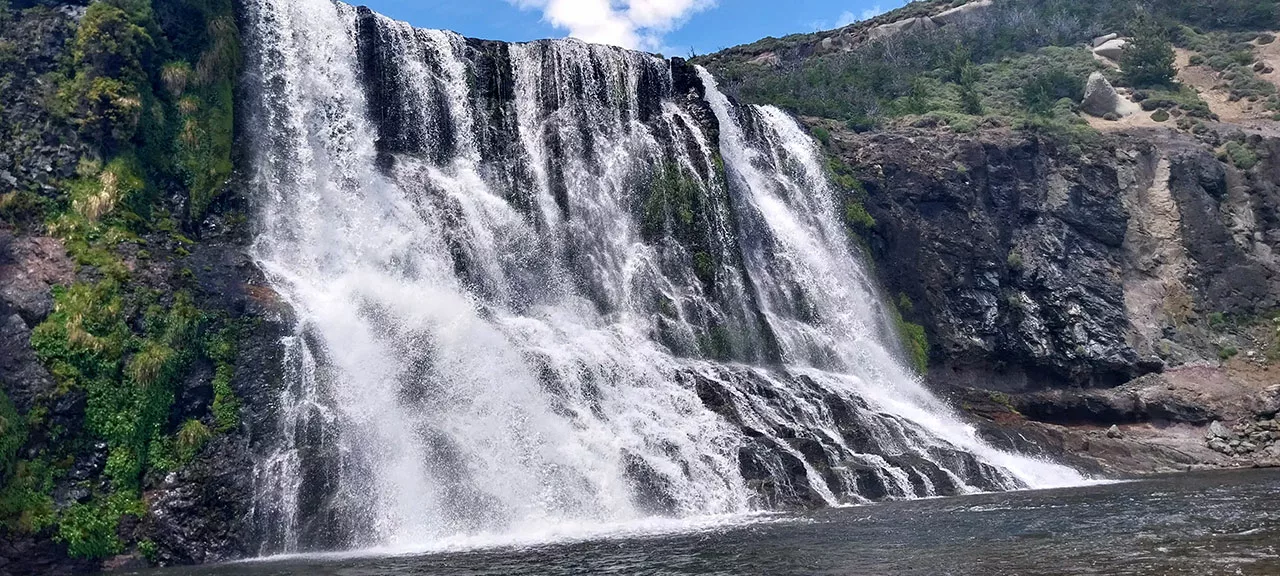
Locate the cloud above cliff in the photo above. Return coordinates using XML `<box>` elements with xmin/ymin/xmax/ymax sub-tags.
<box><xmin>511</xmin><ymin>0</ymin><xmax>716</xmax><ymax>50</ymax></box>
<box><xmin>813</xmin><ymin>5</ymin><xmax>885</xmax><ymax>31</ymax></box>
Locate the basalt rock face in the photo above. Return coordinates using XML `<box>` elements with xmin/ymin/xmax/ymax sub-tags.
<box><xmin>817</xmin><ymin>122</ymin><xmax>1280</xmax><ymax>473</ymax></box>
<box><xmin>1167</xmin><ymin>139</ymin><xmax>1280</xmax><ymax>316</ymax></box>
<box><xmin>825</xmin><ymin>126</ymin><xmax>1280</xmax><ymax>394</ymax></box>
<box><xmin>0</xmin><ymin>4</ymin><xmax>89</xmax><ymax>200</ymax></box>
<box><xmin>832</xmin><ymin>128</ymin><xmax>1150</xmax><ymax>391</ymax></box>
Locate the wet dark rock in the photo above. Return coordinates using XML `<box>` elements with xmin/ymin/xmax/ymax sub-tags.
<box><xmin>146</xmin><ymin>436</ymin><xmax>254</xmax><ymax>566</ymax></box>
<box><xmin>837</xmin><ymin>129</ymin><xmax>1145</xmax><ymax>390</ymax></box>
<box><xmin>622</xmin><ymin>451</ymin><xmax>680</xmax><ymax>515</ymax></box>
<box><xmin>0</xmin><ymin>313</ymin><xmax>57</xmax><ymax>414</ymax></box>
<box><xmin>67</xmin><ymin>441</ymin><xmax>107</xmax><ymax>482</ymax></box>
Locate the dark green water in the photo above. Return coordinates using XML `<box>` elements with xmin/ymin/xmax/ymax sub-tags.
<box><xmin>137</xmin><ymin>468</ymin><xmax>1280</xmax><ymax>576</ymax></box>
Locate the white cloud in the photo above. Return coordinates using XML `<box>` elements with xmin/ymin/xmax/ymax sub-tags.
<box><xmin>816</xmin><ymin>4</ymin><xmax>886</xmax><ymax>31</ymax></box>
<box><xmin>834</xmin><ymin>11</ymin><xmax>858</xmax><ymax>28</ymax></box>
<box><xmin>511</xmin><ymin>0</ymin><xmax>716</xmax><ymax>50</ymax></box>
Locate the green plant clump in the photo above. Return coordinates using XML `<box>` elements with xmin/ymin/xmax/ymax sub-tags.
<box><xmin>892</xmin><ymin>294</ymin><xmax>931</xmax><ymax>373</ymax></box>
<box><xmin>0</xmin><ymin>391</ymin><xmax>23</xmax><ymax>483</ymax></box>
<box><xmin>1121</xmin><ymin>16</ymin><xmax>1177</xmax><ymax>88</ymax></box>
<box><xmin>57</xmin><ymin>492</ymin><xmax>144</xmax><ymax>559</ymax></box>
<box><xmin>1225</xmin><ymin>141</ymin><xmax>1259</xmax><ymax>170</ymax></box>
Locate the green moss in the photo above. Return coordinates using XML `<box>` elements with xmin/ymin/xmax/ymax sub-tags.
<box><xmin>641</xmin><ymin>163</ymin><xmax>700</xmax><ymax>240</ymax></box>
<box><xmin>895</xmin><ymin>293</ymin><xmax>914</xmax><ymax>315</ymax></box>
<box><xmin>1007</xmin><ymin>249</ymin><xmax>1024</xmax><ymax>271</ymax></box>
<box><xmin>31</xmin><ymin>286</ymin><xmax>204</xmax><ymax>491</ymax></box>
<box><xmin>207</xmin><ymin>326</ymin><xmax>240</xmax><ymax>432</ymax></box>
<box><xmin>988</xmin><ymin>391</ymin><xmax>1022</xmax><ymax>415</ymax></box>
<box><xmin>810</xmin><ymin>125</ymin><xmax>831</xmax><ymax>146</ymax></box>
<box><xmin>698</xmin><ymin>325</ymin><xmax>733</xmax><ymax>361</ymax></box>
<box><xmin>898</xmin><ymin>320</ymin><xmax>930</xmax><ymax>374</ymax></box>
<box><xmin>61</xmin><ymin>1</ymin><xmax>155</xmax><ymax>149</ymax></box>
<box><xmin>692</xmin><ymin>251</ymin><xmax>716</xmax><ymax>286</ymax></box>
<box><xmin>842</xmin><ymin>200</ymin><xmax>875</xmax><ymax>231</ymax></box>
<box><xmin>137</xmin><ymin>538</ymin><xmax>158</xmax><ymax>563</ymax></box>
<box><xmin>826</xmin><ymin>156</ymin><xmax>864</xmax><ymax>193</ymax></box>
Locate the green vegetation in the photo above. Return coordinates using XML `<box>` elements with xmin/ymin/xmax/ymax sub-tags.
<box><xmin>1135</xmin><ymin>85</ymin><xmax>1213</xmax><ymax>119</ymax></box>
<box><xmin>57</xmin><ymin>492</ymin><xmax>143</xmax><ymax>559</ymax></box>
<box><xmin>0</xmin><ymin>392</ymin><xmax>23</xmax><ymax>484</ymax></box>
<box><xmin>1224</xmin><ymin>141</ymin><xmax>1260</xmax><ymax>169</ymax></box>
<box><xmin>988</xmin><ymin>391</ymin><xmax>1021</xmax><ymax>415</ymax></box>
<box><xmin>702</xmin><ymin>0</ymin><xmax>1280</xmax><ymax>150</ymax></box>
<box><xmin>0</xmin><ymin>0</ymin><xmax>244</xmax><ymax>560</ymax></box>
<box><xmin>1179</xmin><ymin>28</ymin><xmax>1280</xmax><ymax>111</ymax></box>
<box><xmin>1121</xmin><ymin>16</ymin><xmax>1177</xmax><ymax>88</ymax></box>
<box><xmin>207</xmin><ymin>326</ymin><xmax>241</xmax><ymax>432</ymax></box>
<box><xmin>0</xmin><ymin>459</ymin><xmax>56</xmax><ymax>534</ymax></box>
<box><xmin>892</xmin><ymin>294</ymin><xmax>931</xmax><ymax>373</ymax></box>
<box><xmin>1006</xmin><ymin>249</ymin><xmax>1024</xmax><ymax>271</ymax></box>
<box><xmin>642</xmin><ymin>163</ymin><xmax>699</xmax><ymax>240</ymax></box>
<box><xmin>700</xmin><ymin>0</ymin><xmax>1117</xmax><ymax>133</ymax></box>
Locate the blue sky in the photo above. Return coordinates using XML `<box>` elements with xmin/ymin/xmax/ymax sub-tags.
<box><xmin>358</xmin><ymin>0</ymin><xmax>905</xmax><ymax>56</ymax></box>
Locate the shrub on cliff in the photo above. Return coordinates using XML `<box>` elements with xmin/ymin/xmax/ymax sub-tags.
<box><xmin>0</xmin><ymin>392</ymin><xmax>22</xmax><ymax>485</ymax></box>
<box><xmin>1121</xmin><ymin>17</ymin><xmax>1177</xmax><ymax>88</ymax></box>
<box><xmin>62</xmin><ymin>1</ymin><xmax>155</xmax><ymax>149</ymax></box>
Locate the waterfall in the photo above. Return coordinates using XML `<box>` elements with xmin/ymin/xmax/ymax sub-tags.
<box><xmin>240</xmin><ymin>0</ymin><xmax>1085</xmax><ymax>555</ymax></box>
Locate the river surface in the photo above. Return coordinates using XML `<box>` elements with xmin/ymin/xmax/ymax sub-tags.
<box><xmin>133</xmin><ymin>468</ymin><xmax>1280</xmax><ymax>575</ymax></box>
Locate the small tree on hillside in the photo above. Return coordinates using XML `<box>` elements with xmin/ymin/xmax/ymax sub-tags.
<box><xmin>1121</xmin><ymin>16</ymin><xmax>1176</xmax><ymax>87</ymax></box>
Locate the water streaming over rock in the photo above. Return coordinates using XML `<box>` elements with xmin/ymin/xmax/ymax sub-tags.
<box><xmin>240</xmin><ymin>0</ymin><xmax>1086</xmax><ymax>555</ymax></box>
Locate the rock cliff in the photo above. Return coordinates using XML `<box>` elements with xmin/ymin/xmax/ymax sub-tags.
<box><xmin>813</xmin><ymin>119</ymin><xmax>1280</xmax><ymax>474</ymax></box>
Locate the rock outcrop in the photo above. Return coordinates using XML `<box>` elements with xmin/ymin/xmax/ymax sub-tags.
<box><xmin>1082</xmin><ymin>72</ymin><xmax>1123</xmax><ymax>117</ymax></box>
<box><xmin>931</xmin><ymin>0</ymin><xmax>993</xmax><ymax>26</ymax></box>
<box><xmin>1094</xmin><ymin>38</ymin><xmax>1129</xmax><ymax>60</ymax></box>
<box><xmin>815</xmin><ymin>118</ymin><xmax>1280</xmax><ymax>474</ymax></box>
<box><xmin>867</xmin><ymin>16</ymin><xmax>938</xmax><ymax>41</ymax></box>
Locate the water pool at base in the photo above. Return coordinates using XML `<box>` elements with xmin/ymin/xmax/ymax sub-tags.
<box><xmin>133</xmin><ymin>468</ymin><xmax>1280</xmax><ymax>576</ymax></box>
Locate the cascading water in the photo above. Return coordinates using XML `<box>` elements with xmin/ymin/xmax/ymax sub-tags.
<box><xmin>240</xmin><ymin>0</ymin><xmax>1086</xmax><ymax>555</ymax></box>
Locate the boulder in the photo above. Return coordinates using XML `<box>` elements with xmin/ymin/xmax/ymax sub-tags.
<box><xmin>932</xmin><ymin>0</ymin><xmax>993</xmax><ymax>25</ymax></box>
<box><xmin>1092</xmin><ymin>33</ymin><xmax>1119</xmax><ymax>47</ymax></box>
<box><xmin>1082</xmin><ymin>72</ymin><xmax>1122</xmax><ymax>117</ymax></box>
<box><xmin>1207</xmin><ymin>420</ymin><xmax>1233</xmax><ymax>440</ymax></box>
<box><xmin>868</xmin><ymin>16</ymin><xmax>938</xmax><ymax>41</ymax></box>
<box><xmin>1094</xmin><ymin>38</ymin><xmax>1128</xmax><ymax>60</ymax></box>
<box><xmin>1258</xmin><ymin>385</ymin><xmax>1280</xmax><ymax>418</ymax></box>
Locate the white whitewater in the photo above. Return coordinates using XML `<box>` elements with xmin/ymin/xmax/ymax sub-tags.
<box><xmin>240</xmin><ymin>0</ymin><xmax>1085</xmax><ymax>555</ymax></box>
